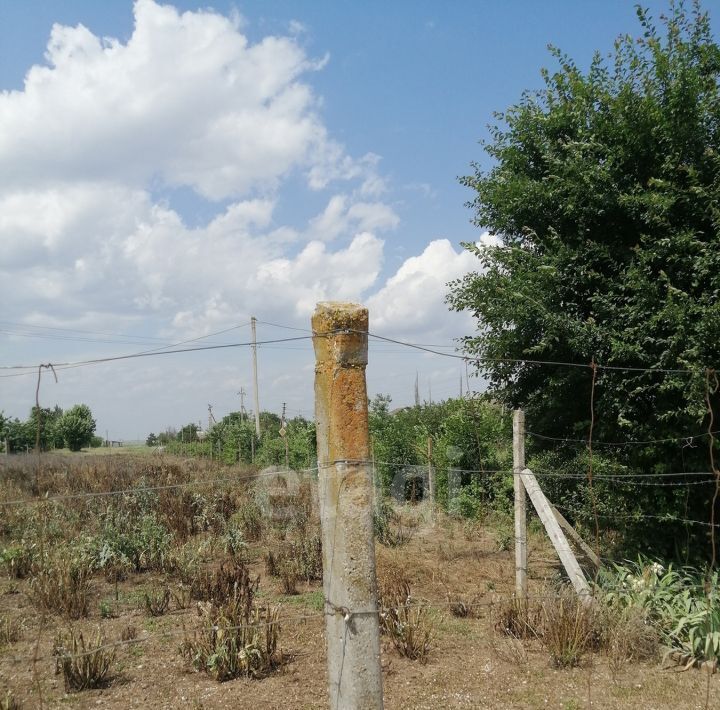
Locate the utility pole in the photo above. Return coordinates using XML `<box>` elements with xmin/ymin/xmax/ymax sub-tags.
<box><xmin>414</xmin><ymin>372</ymin><xmax>420</xmax><ymax>407</ymax></box>
<box><xmin>251</xmin><ymin>316</ymin><xmax>261</xmax><ymax>438</ymax></box>
<box><xmin>238</xmin><ymin>388</ymin><xmax>247</xmax><ymax>422</ymax></box>
<box><xmin>280</xmin><ymin>402</ymin><xmax>289</xmax><ymax>469</ymax></box>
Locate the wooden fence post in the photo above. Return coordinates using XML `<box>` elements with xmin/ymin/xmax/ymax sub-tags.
<box><xmin>313</xmin><ymin>302</ymin><xmax>384</xmax><ymax>710</ymax></box>
<box><xmin>513</xmin><ymin>409</ymin><xmax>528</xmax><ymax>600</ymax></box>
<box><xmin>519</xmin><ymin>468</ymin><xmax>591</xmax><ymax>598</ymax></box>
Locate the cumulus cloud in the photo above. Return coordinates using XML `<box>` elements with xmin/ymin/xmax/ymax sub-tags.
<box><xmin>0</xmin><ymin>0</ymin><xmax>367</xmax><ymax>200</ymax></box>
<box><xmin>307</xmin><ymin>194</ymin><xmax>399</xmax><ymax>241</ymax></box>
<box><xmin>367</xmin><ymin>239</ymin><xmax>477</xmax><ymax>338</ymax></box>
<box><xmin>0</xmin><ymin>1</ymin><xmax>397</xmax><ymax>334</ymax></box>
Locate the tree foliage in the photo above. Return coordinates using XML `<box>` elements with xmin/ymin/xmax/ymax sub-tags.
<box><xmin>449</xmin><ymin>2</ymin><xmax>720</xmax><ymax>557</ymax></box>
<box><xmin>369</xmin><ymin>395</ymin><xmax>511</xmax><ymax>511</ymax></box>
<box><xmin>56</xmin><ymin>404</ymin><xmax>97</xmax><ymax>452</ymax></box>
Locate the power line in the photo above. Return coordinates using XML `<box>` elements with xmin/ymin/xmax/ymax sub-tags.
<box><xmin>363</xmin><ymin>331</ymin><xmax>702</xmax><ymax>375</ymax></box>
<box><xmin>0</xmin><ymin>320</ymin><xmax>172</xmax><ymax>341</ymax></box>
<box><xmin>0</xmin><ymin>334</ymin><xmax>312</xmax><ymax>376</ymax></box>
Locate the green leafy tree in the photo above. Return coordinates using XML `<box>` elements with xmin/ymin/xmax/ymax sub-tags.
<box><xmin>28</xmin><ymin>405</ymin><xmax>64</xmax><ymax>450</ymax></box>
<box><xmin>176</xmin><ymin>423</ymin><xmax>200</xmax><ymax>442</ymax></box>
<box><xmin>56</xmin><ymin>404</ymin><xmax>97</xmax><ymax>452</ymax></box>
<box><xmin>448</xmin><ymin>2</ymin><xmax>720</xmax><ymax>556</ymax></box>
<box><xmin>157</xmin><ymin>428</ymin><xmax>177</xmax><ymax>445</ymax></box>
<box><xmin>369</xmin><ymin>395</ymin><xmax>510</xmax><ymax>509</ymax></box>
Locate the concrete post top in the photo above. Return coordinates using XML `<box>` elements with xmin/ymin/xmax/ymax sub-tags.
<box><xmin>312</xmin><ymin>302</ymin><xmax>368</xmax><ymax>334</ymax></box>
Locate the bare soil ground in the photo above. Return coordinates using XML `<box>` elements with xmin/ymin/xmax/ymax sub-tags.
<box><xmin>2</xmin><ymin>506</ymin><xmax>718</xmax><ymax>710</ymax></box>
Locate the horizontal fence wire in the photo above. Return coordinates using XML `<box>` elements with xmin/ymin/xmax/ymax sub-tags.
<box><xmin>525</xmin><ymin>429</ymin><xmax>720</xmax><ymax>447</ymax></box>
<box><xmin>1</xmin><ymin>461</ymin><xmax>716</xmax><ymax>509</ymax></box>
<box><xmin>0</xmin><ymin>467</ymin><xmax>319</xmax><ymax>507</ymax></box>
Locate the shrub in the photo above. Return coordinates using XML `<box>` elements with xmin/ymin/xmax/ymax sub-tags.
<box><xmin>277</xmin><ymin>559</ymin><xmax>298</xmax><ymax>595</ymax></box>
<box><xmin>53</xmin><ymin>629</ymin><xmax>115</xmax><ymax>691</ymax></box>
<box><xmin>181</xmin><ymin>569</ymin><xmax>282</xmax><ymax>682</ymax></box>
<box><xmin>234</xmin><ymin>500</ymin><xmax>263</xmax><ymax>542</ymax></box>
<box><xmin>0</xmin><ymin>543</ymin><xmax>37</xmax><ymax>579</ymax></box>
<box><xmin>379</xmin><ymin>576</ymin><xmax>434</xmax><ymax>662</ymax></box>
<box><xmin>190</xmin><ymin>561</ymin><xmax>259</xmax><ymax>606</ymax></box>
<box><xmin>144</xmin><ymin>586</ymin><xmax>171</xmax><ymax>617</ymax></box>
<box><xmin>0</xmin><ymin>615</ymin><xmax>23</xmax><ymax>645</ymax></box>
<box><xmin>220</xmin><ymin>526</ymin><xmax>248</xmax><ymax>559</ymax></box>
<box><xmin>540</xmin><ymin>591</ymin><xmax>597</xmax><ymax>668</ymax></box>
<box><xmin>596</xmin><ymin>558</ymin><xmax>719</xmax><ymax>667</ymax></box>
<box><xmin>96</xmin><ymin>512</ymin><xmax>171</xmax><ymax>573</ymax></box>
<box><xmin>30</xmin><ymin>561</ymin><xmax>92</xmax><ymax>619</ymax></box>
<box><xmin>182</xmin><ymin>598</ymin><xmax>282</xmax><ymax>681</ymax></box>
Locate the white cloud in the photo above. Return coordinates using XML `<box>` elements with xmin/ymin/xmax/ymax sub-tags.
<box><xmin>367</xmin><ymin>239</ymin><xmax>477</xmax><ymax>338</ymax></box>
<box><xmin>257</xmin><ymin>232</ymin><xmax>384</xmax><ymax>316</ymax></box>
<box><xmin>0</xmin><ymin>0</ymin><xmax>362</xmax><ymax>200</ymax></box>
<box><xmin>307</xmin><ymin>194</ymin><xmax>399</xmax><ymax>241</ymax></box>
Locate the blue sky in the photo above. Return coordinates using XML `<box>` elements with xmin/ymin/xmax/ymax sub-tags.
<box><xmin>0</xmin><ymin>0</ymin><xmax>713</xmax><ymax>438</ymax></box>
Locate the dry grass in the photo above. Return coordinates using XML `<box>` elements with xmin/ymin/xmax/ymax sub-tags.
<box><xmin>490</xmin><ymin>631</ymin><xmax>529</xmax><ymax>666</ymax></box>
<box><xmin>540</xmin><ymin>591</ymin><xmax>598</xmax><ymax>668</ymax></box>
<box><xmin>120</xmin><ymin>624</ymin><xmax>137</xmax><ymax>642</ymax></box>
<box><xmin>0</xmin><ymin>615</ymin><xmax>23</xmax><ymax>645</ymax></box>
<box><xmin>604</xmin><ymin>607</ymin><xmax>660</xmax><ymax>673</ymax></box>
<box><xmin>0</xmin><ymin>456</ymin><xmax>715</xmax><ymax>708</ymax></box>
<box><xmin>493</xmin><ymin>595</ymin><xmax>542</xmax><ymax>639</ymax></box>
<box><xmin>379</xmin><ymin>571</ymin><xmax>434</xmax><ymax>663</ymax></box>
<box><xmin>53</xmin><ymin>628</ymin><xmax>116</xmax><ymax>692</ymax></box>
<box><xmin>29</xmin><ymin>560</ymin><xmax>92</xmax><ymax>619</ymax></box>
<box><xmin>0</xmin><ymin>690</ymin><xmax>21</xmax><ymax>710</ymax></box>
<box><xmin>143</xmin><ymin>585</ymin><xmax>171</xmax><ymax>616</ymax></box>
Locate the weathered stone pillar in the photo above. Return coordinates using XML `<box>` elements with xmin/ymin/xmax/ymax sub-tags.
<box><xmin>312</xmin><ymin>302</ymin><xmax>384</xmax><ymax>710</ymax></box>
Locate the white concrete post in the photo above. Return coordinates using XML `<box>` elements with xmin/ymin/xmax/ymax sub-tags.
<box><xmin>513</xmin><ymin>409</ymin><xmax>528</xmax><ymax>600</ymax></box>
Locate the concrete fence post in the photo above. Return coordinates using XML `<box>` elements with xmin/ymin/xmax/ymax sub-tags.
<box><xmin>312</xmin><ymin>302</ymin><xmax>384</xmax><ymax>710</ymax></box>
<box><xmin>427</xmin><ymin>436</ymin><xmax>435</xmax><ymax>516</ymax></box>
<box><xmin>513</xmin><ymin>409</ymin><xmax>528</xmax><ymax>600</ymax></box>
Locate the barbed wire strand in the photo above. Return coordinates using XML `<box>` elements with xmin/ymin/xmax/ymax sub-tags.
<box><xmin>2</xmin><ymin>465</ymin><xmax>719</xmax><ymax>511</ymax></box>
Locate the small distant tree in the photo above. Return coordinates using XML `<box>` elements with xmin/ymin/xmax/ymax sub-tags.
<box><xmin>146</xmin><ymin>432</ymin><xmax>159</xmax><ymax>447</ymax></box>
<box><xmin>177</xmin><ymin>423</ymin><xmax>199</xmax><ymax>442</ymax></box>
<box><xmin>157</xmin><ymin>428</ymin><xmax>177</xmax><ymax>445</ymax></box>
<box><xmin>56</xmin><ymin>404</ymin><xmax>96</xmax><ymax>452</ymax></box>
